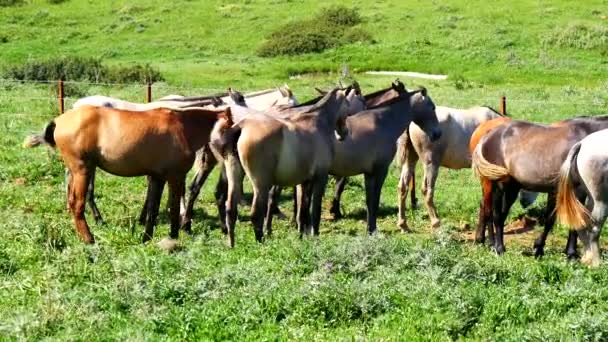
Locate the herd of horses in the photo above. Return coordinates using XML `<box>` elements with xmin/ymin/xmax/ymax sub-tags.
<box><xmin>24</xmin><ymin>80</ymin><xmax>608</xmax><ymax>267</ymax></box>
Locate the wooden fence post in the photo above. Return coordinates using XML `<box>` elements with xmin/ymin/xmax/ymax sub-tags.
<box><xmin>58</xmin><ymin>79</ymin><xmax>64</xmax><ymax>114</ymax></box>
<box><xmin>146</xmin><ymin>81</ymin><xmax>152</xmax><ymax>103</ymax></box>
<box><xmin>500</xmin><ymin>96</ymin><xmax>506</xmax><ymax>116</ymax></box>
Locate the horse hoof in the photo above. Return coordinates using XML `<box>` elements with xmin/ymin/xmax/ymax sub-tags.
<box><xmin>566</xmin><ymin>252</ymin><xmax>579</xmax><ymax>261</ymax></box>
<box><xmin>431</xmin><ymin>220</ymin><xmax>441</xmax><ymax>229</ymax></box>
<box><xmin>400</xmin><ymin>227</ymin><xmax>412</xmax><ymax>234</ymax></box>
<box><xmin>158</xmin><ymin>238</ymin><xmax>179</xmax><ymax>252</ymax></box>
<box><xmin>494</xmin><ymin>245</ymin><xmax>506</xmax><ymax>255</ymax></box>
<box><xmin>474</xmin><ymin>237</ymin><xmax>485</xmax><ymax>244</ymax></box>
<box><xmin>273</xmin><ymin>210</ymin><xmax>288</xmax><ymax>220</ymax></box>
<box><xmin>534</xmin><ymin>248</ymin><xmax>544</xmax><ymax>258</ymax></box>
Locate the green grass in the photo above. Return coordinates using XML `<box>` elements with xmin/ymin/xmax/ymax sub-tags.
<box><xmin>2</xmin><ymin>0</ymin><xmax>608</xmax><ymax>340</ymax></box>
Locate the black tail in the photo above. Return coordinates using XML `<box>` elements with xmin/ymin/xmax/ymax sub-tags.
<box><xmin>23</xmin><ymin>121</ymin><xmax>56</xmax><ymax>148</ymax></box>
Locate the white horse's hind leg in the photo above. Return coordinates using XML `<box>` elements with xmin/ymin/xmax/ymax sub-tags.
<box><xmin>423</xmin><ymin>161</ymin><xmax>441</xmax><ymax>228</ymax></box>
<box><xmin>587</xmin><ymin>203</ymin><xmax>607</xmax><ymax>267</ymax></box>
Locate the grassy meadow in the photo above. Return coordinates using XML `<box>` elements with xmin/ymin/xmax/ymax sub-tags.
<box><xmin>2</xmin><ymin>0</ymin><xmax>608</xmax><ymax>340</ymax></box>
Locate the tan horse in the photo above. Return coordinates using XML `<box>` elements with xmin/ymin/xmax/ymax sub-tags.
<box><xmin>24</xmin><ymin>105</ymin><xmax>230</xmax><ymax>244</ymax></box>
<box><xmin>210</xmin><ymin>88</ymin><xmax>351</xmax><ymax>247</ymax></box>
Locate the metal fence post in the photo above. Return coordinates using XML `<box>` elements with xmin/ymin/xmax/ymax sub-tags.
<box><xmin>146</xmin><ymin>81</ymin><xmax>152</xmax><ymax>103</ymax></box>
<box><xmin>500</xmin><ymin>96</ymin><xmax>507</xmax><ymax>116</ymax></box>
<box><xmin>58</xmin><ymin>79</ymin><xmax>64</xmax><ymax>114</ymax></box>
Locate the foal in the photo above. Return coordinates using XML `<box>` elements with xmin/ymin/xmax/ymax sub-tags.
<box><xmin>25</xmin><ymin>105</ymin><xmax>230</xmax><ymax>244</ymax></box>
<box><xmin>210</xmin><ymin>88</ymin><xmax>351</xmax><ymax>247</ymax></box>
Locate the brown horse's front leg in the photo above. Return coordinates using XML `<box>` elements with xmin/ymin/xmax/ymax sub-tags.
<box><xmin>168</xmin><ymin>177</ymin><xmax>185</xmax><ymax>240</ymax></box>
<box><xmin>182</xmin><ymin>145</ymin><xmax>217</xmax><ymax>233</ymax></box>
<box><xmin>311</xmin><ymin>174</ymin><xmax>329</xmax><ymax>236</ymax></box>
<box><xmin>475</xmin><ymin>178</ymin><xmax>493</xmax><ymax>244</ymax></box>
<box><xmin>142</xmin><ymin>177</ymin><xmax>165</xmax><ymax>243</ymax></box>
<box><xmin>329</xmin><ymin>176</ymin><xmax>347</xmax><ymax>220</ymax></box>
<box><xmin>533</xmin><ymin>192</ymin><xmax>557</xmax><ymax>258</ymax></box>
<box><xmin>70</xmin><ymin>170</ymin><xmax>95</xmax><ymax>244</ymax></box>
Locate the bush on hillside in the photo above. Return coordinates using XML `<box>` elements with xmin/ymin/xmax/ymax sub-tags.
<box><xmin>0</xmin><ymin>0</ymin><xmax>24</xmax><ymax>7</ymax></box>
<box><xmin>3</xmin><ymin>56</ymin><xmax>164</xmax><ymax>84</ymax></box>
<box><xmin>543</xmin><ymin>23</ymin><xmax>608</xmax><ymax>50</ymax></box>
<box><xmin>257</xmin><ymin>6</ymin><xmax>373</xmax><ymax>57</ymax></box>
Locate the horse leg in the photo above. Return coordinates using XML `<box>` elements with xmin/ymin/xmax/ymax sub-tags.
<box><xmin>422</xmin><ymin>160</ymin><xmax>441</xmax><ymax>228</ymax></box>
<box><xmin>265</xmin><ymin>186</ymin><xmax>282</xmax><ymax>237</ymax></box>
<box><xmin>475</xmin><ymin>178</ymin><xmax>493</xmax><ymax>244</ymax></box>
<box><xmin>291</xmin><ymin>187</ymin><xmax>298</xmax><ymax>225</ymax></box>
<box><xmin>296</xmin><ymin>181</ymin><xmax>313</xmax><ymax>237</ymax></box>
<box><xmin>142</xmin><ymin>177</ymin><xmax>165</xmax><ymax>243</ymax></box>
<box><xmin>410</xmin><ymin>173</ymin><xmax>417</xmax><ymax>209</ymax></box>
<box><xmin>224</xmin><ymin>156</ymin><xmax>244</xmax><ymax>248</ymax></box>
<box><xmin>533</xmin><ymin>192</ymin><xmax>557</xmax><ymax>258</ymax></box>
<box><xmin>86</xmin><ymin>168</ymin><xmax>103</xmax><ymax>224</ymax></box>
<box><xmin>364</xmin><ymin>170</ymin><xmax>380</xmax><ymax>235</ymax></box>
<box><xmin>371</xmin><ymin>165</ymin><xmax>390</xmax><ymax>234</ymax></box>
<box><xmin>492</xmin><ymin>182</ymin><xmax>519</xmax><ymax>255</ymax></box>
<box><xmin>250</xmin><ymin>183</ymin><xmax>270</xmax><ymax>243</ymax></box>
<box><xmin>311</xmin><ymin>174</ymin><xmax>330</xmax><ymax>236</ymax></box>
<box><xmin>270</xmin><ymin>186</ymin><xmax>287</xmax><ymax>220</ymax></box>
<box><xmin>182</xmin><ymin>148</ymin><xmax>217</xmax><ymax>233</ymax></box>
<box><xmin>167</xmin><ymin>176</ymin><xmax>186</xmax><ymax>240</ymax></box>
<box><xmin>138</xmin><ymin>176</ymin><xmax>152</xmax><ymax>226</ymax></box>
<box><xmin>69</xmin><ymin>167</ymin><xmax>95</xmax><ymax>243</ymax></box>
<box><xmin>330</xmin><ymin>176</ymin><xmax>347</xmax><ymax>220</ymax></box>
<box><xmin>585</xmin><ymin>203</ymin><xmax>607</xmax><ymax>267</ymax></box>
<box><xmin>398</xmin><ymin>149</ymin><xmax>417</xmax><ymax>232</ymax></box>
<box><xmin>65</xmin><ymin>168</ymin><xmax>72</xmax><ymax>211</ymax></box>
<box><xmin>215</xmin><ymin>165</ymin><xmax>228</xmax><ymax>234</ymax></box>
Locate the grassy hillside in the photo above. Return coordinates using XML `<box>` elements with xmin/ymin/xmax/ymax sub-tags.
<box><xmin>2</xmin><ymin>0</ymin><xmax>608</xmax><ymax>340</ymax></box>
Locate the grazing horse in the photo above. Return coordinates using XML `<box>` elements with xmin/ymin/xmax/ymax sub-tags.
<box><xmin>329</xmin><ymin>84</ymin><xmax>441</xmax><ymax>234</ymax></box>
<box><xmin>556</xmin><ymin>129</ymin><xmax>608</xmax><ymax>267</ymax></box>
<box><xmin>396</xmin><ymin>106</ymin><xmax>506</xmax><ymax>231</ymax></box>
<box><xmin>472</xmin><ymin>116</ymin><xmax>608</xmax><ymax>256</ymax></box>
<box><xmin>24</xmin><ymin>105</ymin><xmax>230</xmax><ymax>244</ymax></box>
<box><xmin>469</xmin><ymin>117</ymin><xmax>539</xmax><ymax>246</ymax></box>
<box><xmin>210</xmin><ymin>88</ymin><xmax>351</xmax><ymax>247</ymax></box>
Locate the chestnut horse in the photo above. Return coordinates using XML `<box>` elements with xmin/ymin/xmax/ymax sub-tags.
<box><xmin>468</xmin><ymin>117</ymin><xmax>539</xmax><ymax>246</ymax></box>
<box><xmin>472</xmin><ymin>116</ymin><xmax>608</xmax><ymax>256</ymax></box>
<box><xmin>556</xmin><ymin>129</ymin><xmax>608</xmax><ymax>267</ymax></box>
<box><xmin>210</xmin><ymin>88</ymin><xmax>351</xmax><ymax>247</ymax></box>
<box><xmin>24</xmin><ymin>105</ymin><xmax>230</xmax><ymax>244</ymax></box>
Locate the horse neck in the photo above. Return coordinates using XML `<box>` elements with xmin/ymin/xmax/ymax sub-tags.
<box><xmin>179</xmin><ymin>111</ymin><xmax>219</xmax><ymax>150</ymax></box>
<box><xmin>376</xmin><ymin>97</ymin><xmax>415</xmax><ymax>136</ymax></box>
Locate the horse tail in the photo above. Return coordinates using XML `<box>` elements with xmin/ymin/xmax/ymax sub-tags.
<box><xmin>23</xmin><ymin>121</ymin><xmax>56</xmax><ymax>148</ymax></box>
<box><xmin>471</xmin><ymin>142</ymin><xmax>509</xmax><ymax>180</ymax></box>
<box><xmin>556</xmin><ymin>142</ymin><xmax>592</xmax><ymax>230</ymax></box>
<box><xmin>396</xmin><ymin>130</ymin><xmax>413</xmax><ymax>166</ymax></box>
<box><xmin>209</xmin><ymin>110</ymin><xmax>241</xmax><ymax>161</ymax></box>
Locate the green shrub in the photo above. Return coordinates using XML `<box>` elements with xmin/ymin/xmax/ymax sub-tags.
<box><xmin>0</xmin><ymin>0</ymin><xmax>24</xmax><ymax>7</ymax></box>
<box><xmin>257</xmin><ymin>6</ymin><xmax>372</xmax><ymax>57</ymax></box>
<box><xmin>3</xmin><ymin>56</ymin><xmax>163</xmax><ymax>83</ymax></box>
<box><xmin>543</xmin><ymin>23</ymin><xmax>608</xmax><ymax>50</ymax></box>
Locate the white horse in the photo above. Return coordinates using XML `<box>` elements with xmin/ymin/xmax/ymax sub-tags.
<box><xmin>556</xmin><ymin>128</ymin><xmax>608</xmax><ymax>267</ymax></box>
<box><xmin>397</xmin><ymin>106</ymin><xmax>526</xmax><ymax>230</ymax></box>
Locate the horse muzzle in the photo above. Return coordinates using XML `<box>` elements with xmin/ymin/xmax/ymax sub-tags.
<box><xmin>430</xmin><ymin>128</ymin><xmax>442</xmax><ymax>142</ymax></box>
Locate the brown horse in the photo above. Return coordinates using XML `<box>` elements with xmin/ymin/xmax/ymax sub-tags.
<box><xmin>25</xmin><ymin>105</ymin><xmax>230</xmax><ymax>244</ymax></box>
<box><xmin>210</xmin><ymin>88</ymin><xmax>351</xmax><ymax>247</ymax></box>
<box><xmin>471</xmin><ymin>116</ymin><xmax>608</xmax><ymax>256</ymax></box>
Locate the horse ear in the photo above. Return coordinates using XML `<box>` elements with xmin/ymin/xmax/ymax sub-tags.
<box><xmin>315</xmin><ymin>87</ymin><xmax>326</xmax><ymax>95</ymax></box>
<box><xmin>279</xmin><ymin>87</ymin><xmax>288</xmax><ymax>97</ymax></box>
<box><xmin>420</xmin><ymin>87</ymin><xmax>427</xmax><ymax>97</ymax></box>
<box><xmin>283</xmin><ymin>84</ymin><xmax>292</xmax><ymax>96</ymax></box>
<box><xmin>221</xmin><ymin>107</ymin><xmax>234</xmax><ymax>125</ymax></box>
<box><xmin>352</xmin><ymin>80</ymin><xmax>361</xmax><ymax>95</ymax></box>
